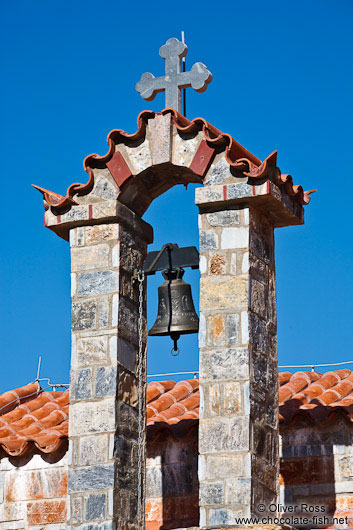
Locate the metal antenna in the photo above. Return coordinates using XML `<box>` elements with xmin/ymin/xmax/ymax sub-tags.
<box><xmin>36</xmin><ymin>356</ymin><xmax>42</xmax><ymax>382</ymax></box>
<box><xmin>181</xmin><ymin>30</ymin><xmax>186</xmax><ymax>116</ymax></box>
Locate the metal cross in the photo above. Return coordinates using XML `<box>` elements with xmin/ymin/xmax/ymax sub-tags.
<box><xmin>136</xmin><ymin>37</ymin><xmax>212</xmax><ymax>114</ymax></box>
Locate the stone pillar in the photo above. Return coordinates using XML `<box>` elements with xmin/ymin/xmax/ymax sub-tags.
<box><xmin>67</xmin><ymin>203</ymin><xmax>153</xmax><ymax>530</ymax></box>
<box><xmin>197</xmin><ymin>195</ymin><xmax>278</xmax><ymax>527</ymax></box>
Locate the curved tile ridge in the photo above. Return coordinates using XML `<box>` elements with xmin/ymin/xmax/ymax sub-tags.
<box><xmin>0</xmin><ymin>385</ymin><xmax>69</xmax><ymax>457</ymax></box>
<box><xmin>32</xmin><ymin>108</ymin><xmax>314</xmax><ymax>210</ymax></box>
<box><xmin>279</xmin><ymin>369</ymin><xmax>353</xmax><ymax>426</ymax></box>
<box><xmin>147</xmin><ymin>379</ymin><xmax>199</xmax><ymax>426</ymax></box>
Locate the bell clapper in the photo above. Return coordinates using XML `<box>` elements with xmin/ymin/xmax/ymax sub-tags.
<box><xmin>170</xmin><ymin>332</ymin><xmax>181</xmax><ymax>356</ymax></box>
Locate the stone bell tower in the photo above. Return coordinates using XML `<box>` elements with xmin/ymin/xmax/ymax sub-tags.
<box><xmin>34</xmin><ymin>36</ymin><xmax>313</xmax><ymax>530</ymax></box>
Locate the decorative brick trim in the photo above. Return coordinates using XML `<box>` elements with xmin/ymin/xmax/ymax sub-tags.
<box><xmin>106</xmin><ymin>150</ymin><xmax>133</xmax><ymax>188</ymax></box>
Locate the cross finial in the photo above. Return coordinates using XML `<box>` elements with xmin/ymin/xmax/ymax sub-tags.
<box><xmin>136</xmin><ymin>37</ymin><xmax>212</xmax><ymax>114</ymax></box>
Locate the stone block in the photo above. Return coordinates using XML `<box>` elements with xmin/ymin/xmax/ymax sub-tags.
<box><xmin>195</xmin><ymin>185</ymin><xmax>224</xmax><ymax>206</ymax></box>
<box><xmin>98</xmin><ymin>298</ymin><xmax>110</xmax><ymax>328</ymax></box>
<box><xmin>68</xmin><ymin>464</ymin><xmax>115</xmax><ymax>493</ymax></box>
<box><xmin>250</xmin><ymin>277</ymin><xmax>267</xmax><ymax>319</ymax></box>
<box><xmin>242</xmin><ymin>251</ymin><xmax>249</xmax><ymax>273</ymax></box>
<box><xmin>207</xmin><ymin>210</ymin><xmax>240</xmax><ymax>226</ymax></box>
<box><xmin>5</xmin><ymin>468</ymin><xmax>68</xmax><ymax>502</ymax></box>
<box><xmin>200</xmin><ymin>230</ymin><xmax>218</xmax><ymax>252</ymax></box>
<box><xmin>71</xmin><ymin>368</ymin><xmax>92</xmax><ymax>400</ymax></box>
<box><xmin>173</xmin><ymin>129</ymin><xmax>201</xmax><ymax>167</ymax></box>
<box><xmin>199</xmin><ymin>347</ymin><xmax>249</xmax><ymax>381</ymax></box>
<box><xmin>77</xmin><ymin>336</ymin><xmax>109</xmax><ymax>366</ymax></box>
<box><xmin>200</xmin><ymin>276</ymin><xmax>248</xmax><ymax>310</ymax></box>
<box><xmin>118</xmin><ymin>299</ymin><xmax>138</xmax><ymax>338</ymax></box>
<box><xmin>205</xmin><ymin>156</ymin><xmax>232</xmax><ymax>185</ymax></box>
<box><xmin>70</xmin><ymin>398</ymin><xmax>115</xmax><ymax>436</ymax></box>
<box><xmin>125</xmin><ymin>138</ymin><xmax>152</xmax><ymax>173</ymax></box>
<box><xmin>84</xmin><ymin>493</ymin><xmax>107</xmax><ymax>521</ymax></box>
<box><xmin>209</xmin><ymin>253</ymin><xmax>226</xmax><ymax>275</ymax></box>
<box><xmin>339</xmin><ymin>455</ymin><xmax>353</xmax><ymax>479</ymax></box>
<box><xmin>199</xmin><ymin>313</ymin><xmax>206</xmax><ymax>348</ymax></box>
<box><xmin>221</xmin><ymin>227</ymin><xmax>249</xmax><ymax>249</ymax></box>
<box><xmin>70</xmin><ymin>226</ymin><xmax>85</xmax><ymax>247</ymax></box>
<box><xmin>206</xmin><ymin>454</ymin><xmax>244</xmax><ymax>479</ymax></box>
<box><xmin>149</xmin><ymin>113</ymin><xmax>172</xmax><ymax>165</ymax></box>
<box><xmin>71</xmin><ymin>245</ymin><xmax>110</xmax><ymax>272</ymax></box>
<box><xmin>199</xmin><ymin>254</ymin><xmax>207</xmax><ymax>274</ymax></box>
<box><xmin>77</xmin><ymin>271</ymin><xmax>119</xmax><ymax>297</ymax></box>
<box><xmin>79</xmin><ymin>435</ymin><xmax>108</xmax><ymax>466</ymax></box>
<box><xmin>118</xmin><ymin>370</ymin><xmax>138</xmax><ymax>407</ymax></box>
<box><xmin>199</xmin><ymin>417</ymin><xmax>249</xmax><ymax>453</ymax></box>
<box><xmin>223</xmin><ymin>381</ymin><xmax>242</xmax><ymax>415</ymax></box>
<box><xmin>72</xmin><ymin>300</ymin><xmax>97</xmax><ymax>331</ymax></box>
<box><xmin>227</xmin><ymin>314</ymin><xmax>240</xmax><ymax>346</ymax></box>
<box><xmin>27</xmin><ymin>499</ymin><xmax>67</xmax><ymax>525</ymax></box>
<box><xmin>226</xmin><ymin>182</ymin><xmax>252</xmax><ymax>199</ymax></box>
<box><xmin>208</xmin><ymin>383</ymin><xmax>221</xmax><ymax>416</ymax></box>
<box><xmin>230</xmin><ymin>252</ymin><xmax>237</xmax><ymax>274</ymax></box>
<box><xmin>207</xmin><ymin>314</ymin><xmax>225</xmax><ymax>346</ymax></box>
<box><xmin>208</xmin><ymin>507</ymin><xmax>247</xmax><ymax>526</ymax></box>
<box><xmin>71</xmin><ymin>495</ymin><xmax>83</xmax><ymax>524</ymax></box>
<box><xmin>225</xmin><ymin>477</ymin><xmax>251</xmax><ymax>505</ymax></box>
<box><xmin>91</xmin><ymin>172</ymin><xmax>118</xmax><ymax>200</ymax></box>
<box><xmin>95</xmin><ymin>366</ymin><xmax>117</xmax><ymax>397</ymax></box>
<box><xmin>200</xmin><ymin>482</ymin><xmax>224</xmax><ymax>505</ymax></box>
<box><xmin>85</xmin><ymin>224</ymin><xmax>119</xmax><ymax>244</ymax></box>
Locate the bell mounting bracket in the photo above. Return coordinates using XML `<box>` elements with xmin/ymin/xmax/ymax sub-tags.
<box><xmin>141</xmin><ymin>243</ymin><xmax>199</xmax><ymax>276</ymax></box>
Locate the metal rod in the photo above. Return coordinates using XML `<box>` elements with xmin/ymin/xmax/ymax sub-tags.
<box><xmin>36</xmin><ymin>356</ymin><xmax>42</xmax><ymax>381</ymax></box>
<box><xmin>279</xmin><ymin>360</ymin><xmax>353</xmax><ymax>369</ymax></box>
<box><xmin>147</xmin><ymin>371</ymin><xmax>199</xmax><ymax>377</ymax></box>
<box><xmin>181</xmin><ymin>30</ymin><xmax>186</xmax><ymax>116</ymax></box>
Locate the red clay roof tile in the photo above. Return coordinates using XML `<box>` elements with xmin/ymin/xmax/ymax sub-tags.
<box><xmin>2</xmin><ymin>369</ymin><xmax>353</xmax><ymax>456</ymax></box>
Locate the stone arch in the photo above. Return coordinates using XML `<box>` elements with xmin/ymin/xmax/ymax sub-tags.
<box><xmin>34</xmin><ymin>108</ymin><xmax>311</xmax><ymax>241</ymax></box>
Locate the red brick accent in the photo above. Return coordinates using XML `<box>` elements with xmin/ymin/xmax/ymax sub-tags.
<box><xmin>189</xmin><ymin>139</ymin><xmax>216</xmax><ymax>177</ymax></box>
<box><xmin>106</xmin><ymin>150</ymin><xmax>133</xmax><ymax>188</ymax></box>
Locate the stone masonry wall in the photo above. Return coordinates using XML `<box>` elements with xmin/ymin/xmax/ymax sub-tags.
<box><xmin>145</xmin><ymin>434</ymin><xmax>199</xmax><ymax>530</ymax></box>
<box><xmin>197</xmin><ymin>203</ymin><xmax>278</xmax><ymax>528</ymax></box>
<box><xmin>0</xmin><ymin>452</ymin><xmax>67</xmax><ymax>530</ymax></box>
<box><xmin>68</xmin><ymin>207</ymin><xmax>153</xmax><ymax>530</ymax></box>
<box><xmin>280</xmin><ymin>420</ymin><xmax>353</xmax><ymax>528</ymax></box>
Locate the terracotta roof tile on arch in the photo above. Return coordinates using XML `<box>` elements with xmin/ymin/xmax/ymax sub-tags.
<box><xmin>32</xmin><ymin>108</ymin><xmax>315</xmax><ymax>211</ymax></box>
<box><xmin>2</xmin><ymin>370</ymin><xmax>353</xmax><ymax>457</ymax></box>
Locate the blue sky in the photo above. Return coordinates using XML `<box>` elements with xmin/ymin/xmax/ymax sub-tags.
<box><xmin>0</xmin><ymin>0</ymin><xmax>352</xmax><ymax>392</ymax></box>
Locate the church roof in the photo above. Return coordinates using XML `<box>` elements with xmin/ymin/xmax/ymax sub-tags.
<box><xmin>1</xmin><ymin>370</ymin><xmax>353</xmax><ymax>457</ymax></box>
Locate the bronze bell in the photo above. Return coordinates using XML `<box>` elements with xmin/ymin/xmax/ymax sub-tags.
<box><xmin>148</xmin><ymin>268</ymin><xmax>199</xmax><ymax>351</ymax></box>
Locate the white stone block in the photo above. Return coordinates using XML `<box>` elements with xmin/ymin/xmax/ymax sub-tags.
<box><xmin>221</xmin><ymin>227</ymin><xmax>248</xmax><ymax>249</ymax></box>
<box><xmin>199</xmin><ymin>255</ymin><xmax>207</xmax><ymax>274</ymax></box>
<box><xmin>112</xmin><ymin>295</ymin><xmax>119</xmax><ymax>326</ymax></box>
<box><xmin>71</xmin><ymin>273</ymin><xmax>77</xmax><ymax>297</ymax></box>
<box><xmin>241</xmin><ymin>311</ymin><xmax>249</xmax><ymax>344</ymax></box>
<box><xmin>112</xmin><ymin>244</ymin><xmax>120</xmax><ymax>267</ymax></box>
<box><xmin>242</xmin><ymin>252</ymin><xmax>249</xmax><ymax>273</ymax></box>
<box><xmin>199</xmin><ymin>314</ymin><xmax>206</xmax><ymax>348</ymax></box>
